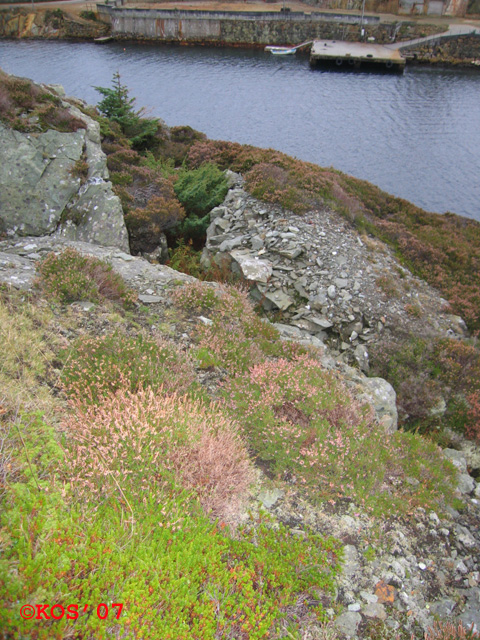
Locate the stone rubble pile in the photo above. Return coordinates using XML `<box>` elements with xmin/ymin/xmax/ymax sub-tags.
<box><xmin>203</xmin><ymin>173</ymin><xmax>467</xmax><ymax>372</ymax></box>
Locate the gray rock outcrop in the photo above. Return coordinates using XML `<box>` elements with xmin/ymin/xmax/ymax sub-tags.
<box><xmin>0</xmin><ymin>81</ymin><xmax>129</xmax><ymax>252</ymax></box>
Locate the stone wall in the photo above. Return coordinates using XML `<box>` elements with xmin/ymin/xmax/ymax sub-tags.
<box><xmin>407</xmin><ymin>32</ymin><xmax>480</xmax><ymax>63</ymax></box>
<box><xmin>98</xmin><ymin>6</ymin><xmax>443</xmax><ymax>46</ymax></box>
<box><xmin>123</xmin><ymin>0</ymin><xmax>470</xmax><ymax>16</ymax></box>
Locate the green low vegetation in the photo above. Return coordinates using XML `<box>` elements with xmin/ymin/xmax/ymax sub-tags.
<box><xmin>222</xmin><ymin>355</ymin><xmax>457</xmax><ymax>516</ymax></box>
<box><xmin>0</xmin><ymin>272</ymin><xmax>344</xmax><ymax>640</ymax></box>
<box><xmin>0</xmin><ymin>253</ymin><xmax>463</xmax><ymax>639</ymax></box>
<box><xmin>370</xmin><ymin>335</ymin><xmax>480</xmax><ymax>442</ymax></box>
<box><xmin>35</xmin><ymin>246</ymin><xmax>137</xmax><ymax>308</ymax></box>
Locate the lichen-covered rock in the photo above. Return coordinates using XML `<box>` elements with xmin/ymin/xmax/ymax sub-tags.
<box><xmin>0</xmin><ymin>80</ymin><xmax>129</xmax><ymax>252</ymax></box>
<box><xmin>360</xmin><ymin>376</ymin><xmax>398</xmax><ymax>433</ymax></box>
<box><xmin>56</xmin><ymin>180</ymin><xmax>128</xmax><ymax>251</ymax></box>
<box><xmin>0</xmin><ymin>122</ymin><xmax>84</xmax><ymax>236</ymax></box>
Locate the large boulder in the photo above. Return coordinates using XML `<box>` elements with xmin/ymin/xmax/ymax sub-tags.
<box><xmin>0</xmin><ymin>83</ymin><xmax>129</xmax><ymax>252</ymax></box>
<box><xmin>0</xmin><ymin>122</ymin><xmax>84</xmax><ymax>236</ymax></box>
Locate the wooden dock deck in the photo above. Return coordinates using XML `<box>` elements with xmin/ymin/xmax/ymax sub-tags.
<box><xmin>310</xmin><ymin>40</ymin><xmax>405</xmax><ymax>72</ymax></box>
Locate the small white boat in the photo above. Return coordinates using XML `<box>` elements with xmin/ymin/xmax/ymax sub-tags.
<box><xmin>94</xmin><ymin>36</ymin><xmax>114</xmax><ymax>44</ymax></box>
<box><xmin>265</xmin><ymin>46</ymin><xmax>297</xmax><ymax>55</ymax></box>
<box><xmin>265</xmin><ymin>41</ymin><xmax>312</xmax><ymax>56</ymax></box>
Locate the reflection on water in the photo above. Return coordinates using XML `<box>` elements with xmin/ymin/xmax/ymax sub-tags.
<box><xmin>0</xmin><ymin>40</ymin><xmax>479</xmax><ymax>220</ymax></box>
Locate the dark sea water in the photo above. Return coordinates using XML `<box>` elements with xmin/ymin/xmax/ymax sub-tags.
<box><xmin>1</xmin><ymin>39</ymin><xmax>479</xmax><ymax>220</ymax></box>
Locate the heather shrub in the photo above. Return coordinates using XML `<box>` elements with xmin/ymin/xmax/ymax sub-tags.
<box><xmin>64</xmin><ymin>386</ymin><xmax>253</xmax><ymax>521</ymax></box>
<box><xmin>435</xmin><ymin>338</ymin><xmax>480</xmax><ymax>393</ymax></box>
<box><xmin>466</xmin><ymin>390</ymin><xmax>480</xmax><ymax>442</ymax></box>
<box><xmin>36</xmin><ymin>103</ymin><xmax>85</xmax><ymax>133</ymax></box>
<box><xmin>171</xmin><ymin>279</ymin><xmax>220</xmax><ymax>311</ymax></box>
<box><xmin>168</xmin><ymin>240</ymin><xmax>242</xmax><ymax>282</ymax></box>
<box><xmin>125</xmin><ymin>195</ymin><xmax>185</xmax><ymax>254</ymax></box>
<box><xmin>123</xmin><ymin>165</ymin><xmax>178</xmax><ymax>209</ymax></box>
<box><xmin>223</xmin><ymin>356</ymin><xmax>457</xmax><ymax>515</ymax></box>
<box><xmin>246</xmin><ymin>162</ymin><xmax>314</xmax><ymax>214</ymax></box>
<box><xmin>370</xmin><ymin>335</ymin><xmax>480</xmax><ymax>439</ymax></box>
<box><xmin>369</xmin><ymin>336</ymin><xmax>442</xmax><ymax>429</ymax></box>
<box><xmin>106</xmin><ymin>147</ymin><xmax>141</xmax><ymax>172</ymax></box>
<box><xmin>196</xmin><ymin>319</ymin><xmax>266</xmax><ymax>375</ymax></box>
<box><xmin>159</xmin><ymin>124</ymin><xmax>207</xmax><ymax>165</ymax></box>
<box><xmin>173</xmin><ymin>282</ymin><xmax>302</xmax><ymax>374</ymax></box>
<box><xmin>424</xmin><ymin>621</ymin><xmax>480</xmax><ymax>640</ymax></box>
<box><xmin>194</xmin><ymin>311</ymin><xmax>302</xmax><ymax>376</ymax></box>
<box><xmin>0</xmin><ymin>72</ymin><xmax>85</xmax><ymax>133</ymax></box>
<box><xmin>35</xmin><ymin>247</ymin><xmax>137</xmax><ymax>308</ymax></box>
<box><xmin>61</xmin><ymin>333</ymin><xmax>195</xmax><ymax>406</ymax></box>
<box><xmin>376</xmin><ymin>274</ymin><xmax>400</xmax><ymax>298</ymax></box>
<box><xmin>110</xmin><ymin>169</ymin><xmax>133</xmax><ymax>186</ymax></box>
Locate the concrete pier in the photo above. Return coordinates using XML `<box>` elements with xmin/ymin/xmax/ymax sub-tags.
<box><xmin>310</xmin><ymin>40</ymin><xmax>406</xmax><ymax>72</ymax></box>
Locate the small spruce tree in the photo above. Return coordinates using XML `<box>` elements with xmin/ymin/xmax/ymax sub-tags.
<box><xmin>95</xmin><ymin>72</ymin><xmax>158</xmax><ymax>149</ymax></box>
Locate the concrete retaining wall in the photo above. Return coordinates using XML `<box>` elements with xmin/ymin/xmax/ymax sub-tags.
<box><xmin>96</xmin><ymin>6</ymin><xmax>447</xmax><ymax>45</ymax></box>
<box><xmin>408</xmin><ymin>32</ymin><xmax>480</xmax><ymax>61</ymax></box>
<box><xmin>99</xmin><ymin>6</ymin><xmax>425</xmax><ymax>46</ymax></box>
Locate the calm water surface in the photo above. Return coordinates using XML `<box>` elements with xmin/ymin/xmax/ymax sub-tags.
<box><xmin>1</xmin><ymin>40</ymin><xmax>479</xmax><ymax>220</ymax></box>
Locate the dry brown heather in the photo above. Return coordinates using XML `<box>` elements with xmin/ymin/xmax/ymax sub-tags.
<box><xmin>0</xmin><ymin>70</ymin><xmax>85</xmax><ymax>133</ymax></box>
